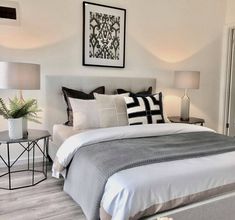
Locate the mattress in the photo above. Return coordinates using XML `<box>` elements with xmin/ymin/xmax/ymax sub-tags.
<box><xmin>49</xmin><ymin>124</ymin><xmax>81</xmax><ymax>161</ymax></box>
<box><xmin>52</xmin><ymin>124</ymin><xmax>79</xmax><ymax>147</ymax></box>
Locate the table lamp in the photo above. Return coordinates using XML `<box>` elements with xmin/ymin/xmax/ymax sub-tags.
<box><xmin>0</xmin><ymin>61</ymin><xmax>40</xmax><ymax>135</ymax></box>
<box><xmin>174</xmin><ymin>71</ymin><xmax>200</xmax><ymax>121</ymax></box>
<box><xmin>0</xmin><ymin>61</ymin><xmax>40</xmax><ymax>100</ymax></box>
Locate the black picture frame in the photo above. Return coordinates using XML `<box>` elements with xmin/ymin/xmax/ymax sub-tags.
<box><xmin>83</xmin><ymin>1</ymin><xmax>126</xmax><ymax>68</ymax></box>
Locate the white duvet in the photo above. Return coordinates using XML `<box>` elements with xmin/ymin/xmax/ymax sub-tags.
<box><xmin>52</xmin><ymin>124</ymin><xmax>235</xmax><ymax>219</ymax></box>
<box><xmin>52</xmin><ymin>123</ymin><xmax>213</xmax><ymax>178</ymax></box>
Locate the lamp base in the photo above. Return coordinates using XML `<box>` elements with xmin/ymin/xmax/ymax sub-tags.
<box><xmin>181</xmin><ymin>93</ymin><xmax>190</xmax><ymax>121</ymax></box>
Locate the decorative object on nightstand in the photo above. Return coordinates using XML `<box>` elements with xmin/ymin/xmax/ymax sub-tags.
<box><xmin>0</xmin><ymin>61</ymin><xmax>41</xmax><ymax>137</ymax></box>
<box><xmin>0</xmin><ymin>129</ymin><xmax>50</xmax><ymax>190</ymax></box>
<box><xmin>168</xmin><ymin>116</ymin><xmax>205</xmax><ymax>126</ymax></box>
<box><xmin>0</xmin><ymin>97</ymin><xmax>41</xmax><ymax>139</ymax></box>
<box><xmin>174</xmin><ymin>71</ymin><xmax>200</xmax><ymax>121</ymax></box>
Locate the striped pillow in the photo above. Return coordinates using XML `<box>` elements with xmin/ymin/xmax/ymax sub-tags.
<box><xmin>124</xmin><ymin>93</ymin><xmax>165</xmax><ymax>125</ymax></box>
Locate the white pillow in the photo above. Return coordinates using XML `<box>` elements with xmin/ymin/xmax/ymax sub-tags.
<box><xmin>94</xmin><ymin>93</ymin><xmax>129</xmax><ymax>128</ymax></box>
<box><xmin>69</xmin><ymin>98</ymin><xmax>100</xmax><ymax>130</ymax></box>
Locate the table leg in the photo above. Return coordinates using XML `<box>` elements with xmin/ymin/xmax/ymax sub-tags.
<box><xmin>43</xmin><ymin>138</ymin><xmax>45</xmax><ymax>174</ymax></box>
<box><xmin>27</xmin><ymin>142</ymin><xmax>30</xmax><ymax>170</ymax></box>
<box><xmin>7</xmin><ymin>143</ymin><xmax>11</xmax><ymax>190</ymax></box>
<box><xmin>32</xmin><ymin>141</ymin><xmax>35</xmax><ymax>185</ymax></box>
<box><xmin>45</xmin><ymin>137</ymin><xmax>49</xmax><ymax>178</ymax></box>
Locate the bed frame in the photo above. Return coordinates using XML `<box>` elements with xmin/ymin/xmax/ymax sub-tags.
<box><xmin>45</xmin><ymin>75</ymin><xmax>235</xmax><ymax>220</ymax></box>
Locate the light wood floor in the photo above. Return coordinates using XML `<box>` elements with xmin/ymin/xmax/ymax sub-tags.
<box><xmin>0</xmin><ymin>165</ymin><xmax>86</xmax><ymax>220</ymax></box>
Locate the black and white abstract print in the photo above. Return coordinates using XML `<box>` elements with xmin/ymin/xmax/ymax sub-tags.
<box><xmin>89</xmin><ymin>12</ymin><xmax>120</xmax><ymax>60</ymax></box>
<box><xmin>83</xmin><ymin>2</ymin><xmax>126</xmax><ymax>67</ymax></box>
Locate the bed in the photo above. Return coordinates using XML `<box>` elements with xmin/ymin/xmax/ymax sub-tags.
<box><xmin>49</xmin><ymin>124</ymin><xmax>84</xmax><ymax>161</ymax></box>
<box><xmin>46</xmin><ymin>76</ymin><xmax>235</xmax><ymax>220</ymax></box>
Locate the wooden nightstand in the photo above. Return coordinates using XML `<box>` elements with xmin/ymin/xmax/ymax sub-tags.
<box><xmin>168</xmin><ymin>116</ymin><xmax>205</xmax><ymax>126</ymax></box>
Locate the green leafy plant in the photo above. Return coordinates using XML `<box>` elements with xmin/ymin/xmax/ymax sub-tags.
<box><xmin>0</xmin><ymin>97</ymin><xmax>41</xmax><ymax>123</ymax></box>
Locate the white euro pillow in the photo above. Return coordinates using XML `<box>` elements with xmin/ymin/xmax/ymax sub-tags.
<box><xmin>94</xmin><ymin>93</ymin><xmax>129</xmax><ymax>128</ymax></box>
<box><xmin>69</xmin><ymin>97</ymin><xmax>100</xmax><ymax>130</ymax></box>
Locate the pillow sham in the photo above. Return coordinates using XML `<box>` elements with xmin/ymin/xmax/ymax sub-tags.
<box><xmin>124</xmin><ymin>93</ymin><xmax>165</xmax><ymax>125</ymax></box>
<box><xmin>94</xmin><ymin>93</ymin><xmax>129</xmax><ymax>128</ymax></box>
<box><xmin>62</xmin><ymin>86</ymin><xmax>105</xmax><ymax>126</ymax></box>
<box><xmin>117</xmin><ymin>86</ymin><xmax>152</xmax><ymax>96</ymax></box>
<box><xmin>69</xmin><ymin>98</ymin><xmax>100</xmax><ymax>130</ymax></box>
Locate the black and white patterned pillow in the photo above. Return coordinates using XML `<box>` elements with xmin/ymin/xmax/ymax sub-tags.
<box><xmin>124</xmin><ymin>93</ymin><xmax>165</xmax><ymax>125</ymax></box>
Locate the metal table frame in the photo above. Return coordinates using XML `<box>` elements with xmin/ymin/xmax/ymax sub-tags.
<box><xmin>0</xmin><ymin>130</ymin><xmax>50</xmax><ymax>190</ymax></box>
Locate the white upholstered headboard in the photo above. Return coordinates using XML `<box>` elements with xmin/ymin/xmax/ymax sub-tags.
<box><xmin>45</xmin><ymin>75</ymin><xmax>156</xmax><ymax>133</ymax></box>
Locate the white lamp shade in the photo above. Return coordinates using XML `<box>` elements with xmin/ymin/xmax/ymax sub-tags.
<box><xmin>174</xmin><ymin>71</ymin><xmax>200</xmax><ymax>89</ymax></box>
<box><xmin>0</xmin><ymin>62</ymin><xmax>40</xmax><ymax>90</ymax></box>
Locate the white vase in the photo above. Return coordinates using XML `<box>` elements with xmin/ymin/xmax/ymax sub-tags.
<box><xmin>8</xmin><ymin>118</ymin><xmax>23</xmax><ymax>139</ymax></box>
<box><xmin>22</xmin><ymin>118</ymin><xmax>28</xmax><ymax>137</ymax></box>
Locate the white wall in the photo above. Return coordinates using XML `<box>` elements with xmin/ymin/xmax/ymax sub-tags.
<box><xmin>0</xmin><ymin>0</ymin><xmax>226</xmax><ymax>163</ymax></box>
<box><xmin>226</xmin><ymin>0</ymin><xmax>235</xmax><ymax>24</ymax></box>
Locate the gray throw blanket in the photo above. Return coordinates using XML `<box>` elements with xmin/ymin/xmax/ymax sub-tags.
<box><xmin>64</xmin><ymin>131</ymin><xmax>235</xmax><ymax>220</ymax></box>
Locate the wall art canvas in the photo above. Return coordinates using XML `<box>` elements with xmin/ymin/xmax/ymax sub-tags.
<box><xmin>83</xmin><ymin>2</ymin><xmax>126</xmax><ymax>68</ymax></box>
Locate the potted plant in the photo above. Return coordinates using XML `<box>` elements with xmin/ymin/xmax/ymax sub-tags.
<box><xmin>0</xmin><ymin>97</ymin><xmax>41</xmax><ymax>139</ymax></box>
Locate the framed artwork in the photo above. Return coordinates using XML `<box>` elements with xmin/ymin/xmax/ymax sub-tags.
<box><xmin>83</xmin><ymin>1</ymin><xmax>126</xmax><ymax>68</ymax></box>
